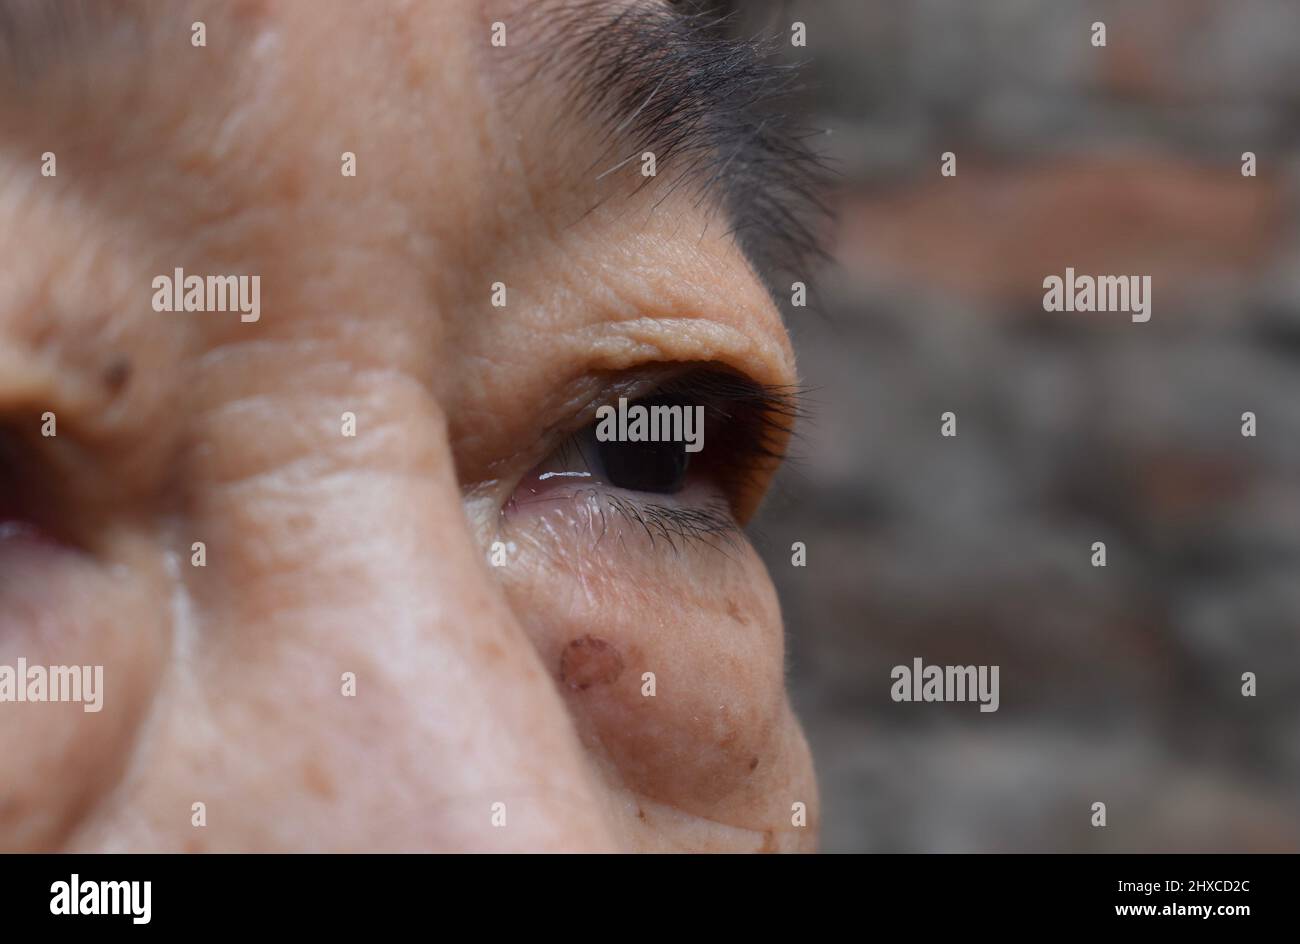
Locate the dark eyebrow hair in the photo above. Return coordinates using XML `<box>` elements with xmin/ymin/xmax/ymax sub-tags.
<box><xmin>516</xmin><ymin>0</ymin><xmax>834</xmax><ymax>307</ymax></box>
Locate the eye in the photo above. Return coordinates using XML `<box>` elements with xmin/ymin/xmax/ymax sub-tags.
<box><xmin>509</xmin><ymin>367</ymin><xmax>805</xmax><ymax>545</ymax></box>
<box><xmin>0</xmin><ymin>418</ymin><xmax>81</xmax><ymax>551</ymax></box>
<box><xmin>597</xmin><ymin>424</ymin><xmax>690</xmax><ymax>494</ymax></box>
<box><xmin>0</xmin><ymin>425</ymin><xmax>36</xmax><ymax>531</ymax></box>
<box><xmin>543</xmin><ymin>392</ymin><xmax>697</xmax><ymax>496</ymax></box>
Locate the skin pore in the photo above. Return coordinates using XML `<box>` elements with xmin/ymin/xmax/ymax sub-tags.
<box><xmin>0</xmin><ymin>0</ymin><xmax>818</xmax><ymax>851</ymax></box>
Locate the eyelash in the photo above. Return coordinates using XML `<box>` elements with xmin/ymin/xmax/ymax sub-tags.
<box><xmin>545</xmin><ymin>488</ymin><xmax>742</xmax><ymax>558</ymax></box>
<box><xmin>509</xmin><ymin>368</ymin><xmax>808</xmax><ymax>556</ymax></box>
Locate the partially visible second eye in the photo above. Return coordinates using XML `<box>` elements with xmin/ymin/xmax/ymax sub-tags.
<box><xmin>0</xmin><ymin>425</ymin><xmax>37</xmax><ymax>532</ymax></box>
<box><xmin>0</xmin><ymin>422</ymin><xmax>70</xmax><ymax>551</ymax></box>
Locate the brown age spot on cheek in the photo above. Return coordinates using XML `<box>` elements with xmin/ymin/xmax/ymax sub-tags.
<box><xmin>559</xmin><ymin>635</ymin><xmax>625</xmax><ymax>691</ymax></box>
<box><xmin>533</xmin><ymin>565</ymin><xmax>794</xmax><ymax>815</ymax></box>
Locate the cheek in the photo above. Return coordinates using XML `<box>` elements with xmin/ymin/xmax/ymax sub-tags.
<box><xmin>0</xmin><ymin>531</ymin><xmax>165</xmax><ymax>850</ymax></box>
<box><xmin>499</xmin><ymin>496</ymin><xmax>793</xmax><ymax>817</ymax></box>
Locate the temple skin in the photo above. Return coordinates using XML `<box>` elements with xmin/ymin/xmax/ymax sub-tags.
<box><xmin>0</xmin><ymin>0</ymin><xmax>817</xmax><ymax>852</ymax></box>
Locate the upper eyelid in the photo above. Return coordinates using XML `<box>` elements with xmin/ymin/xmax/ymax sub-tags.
<box><xmin>539</xmin><ymin>366</ymin><xmax>809</xmax><ymax>518</ymax></box>
<box><xmin>542</xmin><ymin>367</ymin><xmax>806</xmax><ymax>466</ymax></box>
<box><xmin>525</xmin><ymin>365</ymin><xmax>707</xmax><ymax>474</ymax></box>
<box><xmin>571</xmin><ymin>364</ymin><xmax>807</xmax><ymax>433</ymax></box>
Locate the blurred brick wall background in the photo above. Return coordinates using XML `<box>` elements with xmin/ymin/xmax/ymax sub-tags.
<box><xmin>744</xmin><ymin>0</ymin><xmax>1300</xmax><ymax>851</ymax></box>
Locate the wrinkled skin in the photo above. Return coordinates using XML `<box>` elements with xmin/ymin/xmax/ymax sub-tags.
<box><xmin>0</xmin><ymin>0</ymin><xmax>817</xmax><ymax>852</ymax></box>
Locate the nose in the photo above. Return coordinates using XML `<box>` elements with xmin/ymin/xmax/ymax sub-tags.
<box><xmin>77</xmin><ymin>354</ymin><xmax>617</xmax><ymax>851</ymax></box>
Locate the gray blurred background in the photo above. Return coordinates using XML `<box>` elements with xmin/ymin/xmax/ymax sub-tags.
<box><xmin>743</xmin><ymin>0</ymin><xmax>1300</xmax><ymax>852</ymax></box>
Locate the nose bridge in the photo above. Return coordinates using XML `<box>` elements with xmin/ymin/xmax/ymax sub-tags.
<box><xmin>166</xmin><ymin>365</ymin><xmax>614</xmax><ymax>850</ymax></box>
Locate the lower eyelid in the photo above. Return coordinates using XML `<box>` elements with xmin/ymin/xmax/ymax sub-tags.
<box><xmin>512</xmin><ymin>463</ymin><xmax>597</xmax><ymax>506</ymax></box>
<box><xmin>503</xmin><ymin>478</ymin><xmax>742</xmax><ymax>557</ymax></box>
<box><xmin>513</xmin><ymin>471</ymin><xmax>715</xmax><ymax>504</ymax></box>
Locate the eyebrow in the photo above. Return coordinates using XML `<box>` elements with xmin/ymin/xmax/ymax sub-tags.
<box><xmin>516</xmin><ymin>0</ymin><xmax>833</xmax><ymax>306</ymax></box>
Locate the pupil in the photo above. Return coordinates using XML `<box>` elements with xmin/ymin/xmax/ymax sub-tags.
<box><xmin>597</xmin><ymin>437</ymin><xmax>690</xmax><ymax>494</ymax></box>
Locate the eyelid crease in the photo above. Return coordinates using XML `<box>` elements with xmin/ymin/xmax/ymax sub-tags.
<box><xmin>548</xmin><ymin>364</ymin><xmax>809</xmax><ymax>451</ymax></box>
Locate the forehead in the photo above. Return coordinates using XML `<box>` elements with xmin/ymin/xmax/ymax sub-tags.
<box><xmin>0</xmin><ymin>0</ymin><xmax>795</xmax><ymax>404</ymax></box>
<box><xmin>2</xmin><ymin>0</ymin><xmax>824</xmax><ymax>294</ymax></box>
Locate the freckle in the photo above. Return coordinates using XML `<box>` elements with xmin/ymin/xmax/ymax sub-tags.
<box><xmin>231</xmin><ymin>0</ymin><xmax>272</xmax><ymax>20</ymax></box>
<box><xmin>559</xmin><ymin>635</ymin><xmax>624</xmax><ymax>691</ymax></box>
<box><xmin>102</xmin><ymin>356</ymin><xmax>131</xmax><ymax>396</ymax></box>
<box><xmin>760</xmin><ymin>830</ymin><xmax>777</xmax><ymax>854</ymax></box>
<box><xmin>726</xmin><ymin>598</ymin><xmax>749</xmax><ymax>626</ymax></box>
<box><xmin>637</xmin><ymin>808</ymin><xmax>646</xmax><ymax>821</ymax></box>
<box><xmin>280</xmin><ymin>167</ymin><xmax>305</xmax><ymax>204</ymax></box>
<box><xmin>405</xmin><ymin>58</ymin><xmax>429</xmax><ymax>91</ymax></box>
<box><xmin>480</xmin><ymin>639</ymin><xmax>506</xmax><ymax>665</ymax></box>
<box><xmin>184</xmin><ymin>837</ymin><xmax>206</xmax><ymax>853</ymax></box>
<box><xmin>301</xmin><ymin>759</ymin><xmax>336</xmax><ymax>800</ymax></box>
<box><xmin>718</xmin><ymin>705</ymin><xmax>739</xmax><ymax>747</ymax></box>
<box><xmin>748</xmin><ymin>756</ymin><xmax>759</xmax><ymax>772</ymax></box>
